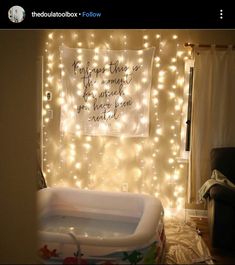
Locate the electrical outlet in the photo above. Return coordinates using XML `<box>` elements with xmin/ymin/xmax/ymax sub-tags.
<box><xmin>46</xmin><ymin>91</ymin><xmax>52</xmax><ymax>101</ymax></box>
<box><xmin>121</xmin><ymin>183</ymin><xmax>128</xmax><ymax>192</ymax></box>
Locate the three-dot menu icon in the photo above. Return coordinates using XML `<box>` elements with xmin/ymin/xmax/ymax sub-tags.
<box><xmin>220</xmin><ymin>9</ymin><xmax>223</xmax><ymax>19</ymax></box>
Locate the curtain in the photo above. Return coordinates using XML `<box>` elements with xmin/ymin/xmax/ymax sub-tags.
<box><xmin>188</xmin><ymin>47</ymin><xmax>235</xmax><ymax>203</ymax></box>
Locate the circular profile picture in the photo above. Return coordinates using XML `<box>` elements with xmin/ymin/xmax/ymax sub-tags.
<box><xmin>8</xmin><ymin>6</ymin><xmax>25</xmax><ymax>23</ymax></box>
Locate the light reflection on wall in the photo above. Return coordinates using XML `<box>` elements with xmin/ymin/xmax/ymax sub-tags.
<box><xmin>42</xmin><ymin>30</ymin><xmax>190</xmax><ymax>211</ymax></box>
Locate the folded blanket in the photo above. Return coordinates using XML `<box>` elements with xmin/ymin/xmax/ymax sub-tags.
<box><xmin>198</xmin><ymin>169</ymin><xmax>235</xmax><ymax>202</ymax></box>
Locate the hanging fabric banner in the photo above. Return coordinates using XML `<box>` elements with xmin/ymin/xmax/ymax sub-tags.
<box><xmin>60</xmin><ymin>46</ymin><xmax>155</xmax><ymax>137</ymax></box>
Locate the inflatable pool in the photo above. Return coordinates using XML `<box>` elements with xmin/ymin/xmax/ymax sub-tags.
<box><xmin>38</xmin><ymin>187</ymin><xmax>165</xmax><ymax>264</ymax></box>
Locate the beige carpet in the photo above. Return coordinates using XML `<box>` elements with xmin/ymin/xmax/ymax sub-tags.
<box><xmin>163</xmin><ymin>218</ymin><xmax>214</xmax><ymax>264</ymax></box>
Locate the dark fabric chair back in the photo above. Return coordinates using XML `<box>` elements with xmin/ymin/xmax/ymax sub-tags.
<box><xmin>211</xmin><ymin>147</ymin><xmax>235</xmax><ymax>184</ymax></box>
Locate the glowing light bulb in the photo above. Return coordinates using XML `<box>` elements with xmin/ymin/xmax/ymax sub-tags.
<box><xmin>173</xmin><ymin>174</ymin><xmax>179</xmax><ymax>180</ymax></box>
<box><xmin>70</xmin><ymin>143</ymin><xmax>75</xmax><ymax>149</ymax></box>
<box><xmin>118</xmin><ymin>56</ymin><xmax>124</xmax><ymax>62</ymax></box>
<box><xmin>75</xmin><ymin>131</ymin><xmax>82</xmax><ymax>137</ymax></box>
<box><xmin>142</xmin><ymin>98</ymin><xmax>148</xmax><ymax>105</ymax></box>
<box><xmin>177</xmin><ymin>77</ymin><xmax>184</xmax><ymax>86</ymax></box>
<box><xmin>140</xmin><ymin>117</ymin><xmax>148</xmax><ymax>124</ymax></box>
<box><xmin>135</xmin><ymin>103</ymin><xmax>141</xmax><ymax>110</ymax></box>
<box><xmin>48</xmin><ymin>33</ymin><xmax>53</xmax><ymax>39</ymax></box>
<box><xmin>115</xmin><ymin>122</ymin><xmax>122</xmax><ymax>129</ymax></box>
<box><xmin>75</xmin><ymin>162</ymin><xmax>81</xmax><ymax>169</ymax></box>
<box><xmin>178</xmin><ymin>98</ymin><xmax>184</xmax><ymax>105</ymax></box>
<box><xmin>177</xmin><ymin>51</ymin><xmax>184</xmax><ymax>57</ymax></box>
<box><xmin>47</xmin><ymin>76</ymin><xmax>53</xmax><ymax>83</ymax></box>
<box><xmin>154</xmin><ymin>137</ymin><xmax>159</xmax><ymax>142</ymax></box>
<box><xmin>48</xmin><ymin>63</ymin><xmax>54</xmax><ymax>69</ymax></box>
<box><xmin>155</xmin><ymin>56</ymin><xmax>160</xmax><ymax>62</ymax></box>
<box><xmin>153</xmin><ymin>98</ymin><xmax>158</xmax><ymax>104</ymax></box>
<box><xmin>175</xmin><ymin>105</ymin><xmax>181</xmax><ymax>111</ymax></box>
<box><xmin>48</xmin><ymin>54</ymin><xmax>54</xmax><ymax>61</ymax></box>
<box><xmin>159</xmin><ymin>70</ymin><xmax>165</xmax><ymax>76</ymax></box>
<box><xmin>169</xmin><ymin>65</ymin><xmax>177</xmax><ymax>72</ymax></box>
<box><xmin>160</xmin><ymin>41</ymin><xmax>166</xmax><ymax>47</ymax></box>
<box><xmin>143</xmin><ymin>43</ymin><xmax>149</xmax><ymax>48</ymax></box>
<box><xmin>76</xmin><ymin>180</ymin><xmax>81</xmax><ymax>188</ymax></box>
<box><xmin>169</xmin><ymin>92</ymin><xmax>176</xmax><ymax>99</ymax></box>
<box><xmin>72</xmin><ymin>33</ymin><xmax>78</xmax><ymax>39</ymax></box>
<box><xmin>156</xmin><ymin>128</ymin><xmax>162</xmax><ymax>135</ymax></box>
<box><xmin>142</xmin><ymin>77</ymin><xmax>147</xmax><ymax>83</ymax></box>
<box><xmin>103</xmin><ymin>56</ymin><xmax>109</xmax><ymax>63</ymax></box>
<box><xmin>57</xmin><ymin>98</ymin><xmax>65</xmax><ymax>105</ymax></box>
<box><xmin>178</xmin><ymin>186</ymin><xmax>184</xmax><ymax>192</ymax></box>
<box><xmin>83</xmin><ymin>143</ymin><xmax>91</xmax><ymax>150</ymax></box>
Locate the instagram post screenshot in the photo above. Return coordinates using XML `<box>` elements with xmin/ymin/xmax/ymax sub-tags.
<box><xmin>1</xmin><ymin>2</ymin><xmax>235</xmax><ymax>264</ymax></box>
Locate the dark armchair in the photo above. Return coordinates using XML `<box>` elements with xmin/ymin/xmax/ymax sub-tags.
<box><xmin>207</xmin><ymin>147</ymin><xmax>235</xmax><ymax>249</ymax></box>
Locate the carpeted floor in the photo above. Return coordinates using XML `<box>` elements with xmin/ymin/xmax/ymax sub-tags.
<box><xmin>163</xmin><ymin>218</ymin><xmax>213</xmax><ymax>264</ymax></box>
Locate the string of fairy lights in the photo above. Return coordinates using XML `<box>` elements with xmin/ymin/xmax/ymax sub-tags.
<box><xmin>42</xmin><ymin>30</ymin><xmax>192</xmax><ymax>213</ymax></box>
